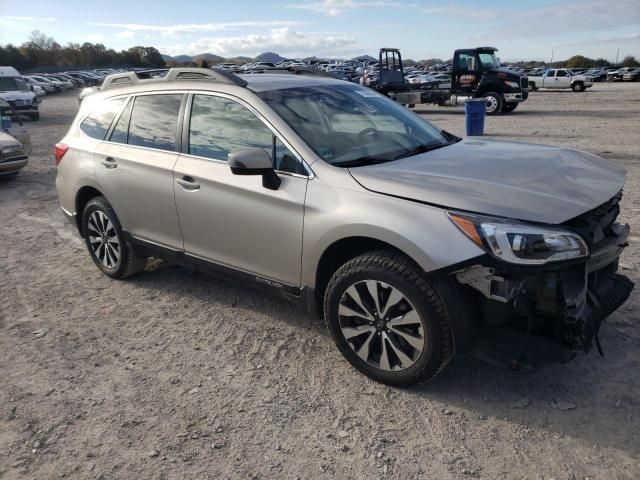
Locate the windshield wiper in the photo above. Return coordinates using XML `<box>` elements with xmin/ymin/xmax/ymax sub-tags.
<box><xmin>394</xmin><ymin>141</ymin><xmax>453</xmax><ymax>160</ymax></box>
<box><xmin>332</xmin><ymin>156</ymin><xmax>393</xmax><ymax>168</ymax></box>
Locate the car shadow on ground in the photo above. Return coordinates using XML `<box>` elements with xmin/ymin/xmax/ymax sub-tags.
<box><xmin>124</xmin><ymin>258</ymin><xmax>639</xmax><ymax>458</ymax></box>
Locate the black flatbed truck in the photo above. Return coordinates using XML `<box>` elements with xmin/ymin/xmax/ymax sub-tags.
<box><xmin>365</xmin><ymin>47</ymin><xmax>529</xmax><ymax>114</ymax></box>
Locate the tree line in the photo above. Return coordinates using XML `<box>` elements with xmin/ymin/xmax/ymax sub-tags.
<box><xmin>0</xmin><ymin>31</ymin><xmax>165</xmax><ymax>72</ymax></box>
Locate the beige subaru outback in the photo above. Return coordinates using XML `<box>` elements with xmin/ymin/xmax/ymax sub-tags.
<box><xmin>55</xmin><ymin>68</ymin><xmax>633</xmax><ymax>386</ymax></box>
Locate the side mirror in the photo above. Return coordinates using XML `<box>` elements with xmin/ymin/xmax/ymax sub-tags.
<box><xmin>229</xmin><ymin>148</ymin><xmax>281</xmax><ymax>190</ymax></box>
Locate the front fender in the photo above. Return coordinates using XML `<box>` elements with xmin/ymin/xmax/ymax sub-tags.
<box><xmin>301</xmin><ymin>179</ymin><xmax>485</xmax><ymax>287</ymax></box>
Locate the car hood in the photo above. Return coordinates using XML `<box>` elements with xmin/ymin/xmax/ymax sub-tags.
<box><xmin>349</xmin><ymin>139</ymin><xmax>626</xmax><ymax>224</ymax></box>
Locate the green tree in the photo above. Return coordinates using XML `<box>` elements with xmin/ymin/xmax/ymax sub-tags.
<box><xmin>621</xmin><ymin>55</ymin><xmax>639</xmax><ymax>67</ymax></box>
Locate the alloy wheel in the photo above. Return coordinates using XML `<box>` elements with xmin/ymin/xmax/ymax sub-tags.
<box><xmin>87</xmin><ymin>211</ymin><xmax>121</xmax><ymax>268</ymax></box>
<box><xmin>338</xmin><ymin>280</ymin><xmax>425</xmax><ymax>371</ymax></box>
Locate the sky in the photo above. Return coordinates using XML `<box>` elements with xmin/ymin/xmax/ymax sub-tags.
<box><xmin>1</xmin><ymin>0</ymin><xmax>639</xmax><ymax>62</ymax></box>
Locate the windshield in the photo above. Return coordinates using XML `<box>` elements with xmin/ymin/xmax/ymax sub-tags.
<box><xmin>0</xmin><ymin>77</ymin><xmax>30</xmax><ymax>92</ymax></box>
<box><xmin>258</xmin><ymin>84</ymin><xmax>451</xmax><ymax>166</ymax></box>
<box><xmin>478</xmin><ymin>52</ymin><xmax>500</xmax><ymax>68</ymax></box>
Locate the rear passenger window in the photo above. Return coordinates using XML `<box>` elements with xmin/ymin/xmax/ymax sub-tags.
<box><xmin>127</xmin><ymin>94</ymin><xmax>182</xmax><ymax>152</ymax></box>
<box><xmin>80</xmin><ymin>97</ymin><xmax>124</xmax><ymax>140</ymax></box>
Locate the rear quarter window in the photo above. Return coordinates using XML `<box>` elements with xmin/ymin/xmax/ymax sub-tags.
<box><xmin>80</xmin><ymin>97</ymin><xmax>125</xmax><ymax>140</ymax></box>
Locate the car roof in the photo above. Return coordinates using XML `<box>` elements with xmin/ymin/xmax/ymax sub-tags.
<box><xmin>238</xmin><ymin>73</ymin><xmax>347</xmax><ymax>92</ymax></box>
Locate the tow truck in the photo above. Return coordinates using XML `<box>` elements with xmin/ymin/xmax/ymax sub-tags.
<box><xmin>364</xmin><ymin>47</ymin><xmax>529</xmax><ymax>114</ymax></box>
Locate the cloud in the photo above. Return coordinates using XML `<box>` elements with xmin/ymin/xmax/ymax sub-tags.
<box><xmin>86</xmin><ymin>20</ymin><xmax>307</xmax><ymax>36</ymax></box>
<box><xmin>542</xmin><ymin>32</ymin><xmax>640</xmax><ymax>49</ymax></box>
<box><xmin>0</xmin><ymin>16</ymin><xmax>56</xmax><ymax>23</ymax></box>
<box><xmin>161</xmin><ymin>27</ymin><xmax>358</xmax><ymax>57</ymax></box>
<box><xmin>423</xmin><ymin>0</ymin><xmax>640</xmax><ymax>40</ymax></box>
<box><xmin>86</xmin><ymin>34</ymin><xmax>106</xmax><ymax>43</ymax></box>
<box><xmin>285</xmin><ymin>0</ymin><xmax>417</xmax><ymax>17</ymax></box>
<box><xmin>115</xmin><ymin>31</ymin><xmax>137</xmax><ymax>40</ymax></box>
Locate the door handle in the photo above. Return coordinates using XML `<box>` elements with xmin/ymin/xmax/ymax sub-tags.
<box><xmin>101</xmin><ymin>157</ymin><xmax>117</xmax><ymax>169</ymax></box>
<box><xmin>176</xmin><ymin>176</ymin><xmax>200</xmax><ymax>190</ymax></box>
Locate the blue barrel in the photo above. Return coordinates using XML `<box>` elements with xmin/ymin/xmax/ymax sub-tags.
<box><xmin>464</xmin><ymin>99</ymin><xmax>486</xmax><ymax>136</ymax></box>
<box><xmin>0</xmin><ymin>115</ymin><xmax>10</xmax><ymax>130</ymax></box>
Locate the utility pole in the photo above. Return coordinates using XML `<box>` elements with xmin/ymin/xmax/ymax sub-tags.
<box><xmin>550</xmin><ymin>49</ymin><xmax>554</xmax><ymax>64</ymax></box>
<box><xmin>615</xmin><ymin>48</ymin><xmax>620</xmax><ymax>66</ymax></box>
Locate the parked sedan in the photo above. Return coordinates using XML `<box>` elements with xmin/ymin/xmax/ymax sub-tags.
<box><xmin>28</xmin><ymin>75</ymin><xmax>66</xmax><ymax>92</ymax></box>
<box><xmin>622</xmin><ymin>68</ymin><xmax>640</xmax><ymax>81</ymax></box>
<box><xmin>0</xmin><ymin>131</ymin><xmax>28</xmax><ymax>178</ymax></box>
<box><xmin>23</xmin><ymin>76</ymin><xmax>55</xmax><ymax>93</ymax></box>
<box><xmin>607</xmin><ymin>68</ymin><xmax>634</xmax><ymax>82</ymax></box>
<box><xmin>45</xmin><ymin>75</ymin><xmax>74</xmax><ymax>90</ymax></box>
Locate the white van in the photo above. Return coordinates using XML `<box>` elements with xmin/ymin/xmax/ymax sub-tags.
<box><xmin>0</xmin><ymin>67</ymin><xmax>40</xmax><ymax>121</ymax></box>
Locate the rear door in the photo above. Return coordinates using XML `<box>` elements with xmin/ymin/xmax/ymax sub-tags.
<box><xmin>173</xmin><ymin>93</ymin><xmax>308</xmax><ymax>287</ymax></box>
<box><xmin>95</xmin><ymin>93</ymin><xmax>185</xmax><ymax>250</ymax></box>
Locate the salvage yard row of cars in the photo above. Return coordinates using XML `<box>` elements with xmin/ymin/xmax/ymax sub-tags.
<box><xmin>0</xmin><ymin>66</ymin><xmax>124</xmax><ymax>178</ymax></box>
<box><xmin>0</xmin><ymin>66</ymin><xmax>128</xmax><ymax>121</ymax></box>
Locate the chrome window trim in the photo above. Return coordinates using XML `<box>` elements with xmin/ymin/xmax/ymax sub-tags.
<box><xmin>91</xmin><ymin>88</ymin><xmax>315</xmax><ymax>179</ymax></box>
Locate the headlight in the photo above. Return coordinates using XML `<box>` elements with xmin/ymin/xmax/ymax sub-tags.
<box><xmin>448</xmin><ymin>212</ymin><xmax>589</xmax><ymax>265</ymax></box>
<box><xmin>1</xmin><ymin>145</ymin><xmax>24</xmax><ymax>156</ymax></box>
<box><xmin>504</xmin><ymin>80</ymin><xmax>520</xmax><ymax>89</ymax></box>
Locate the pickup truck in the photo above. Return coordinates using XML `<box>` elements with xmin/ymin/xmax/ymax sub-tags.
<box><xmin>528</xmin><ymin>69</ymin><xmax>593</xmax><ymax>92</ymax></box>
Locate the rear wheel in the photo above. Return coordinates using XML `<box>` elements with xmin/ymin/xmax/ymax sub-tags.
<box><xmin>81</xmin><ymin>196</ymin><xmax>146</xmax><ymax>279</ymax></box>
<box><xmin>482</xmin><ymin>92</ymin><xmax>503</xmax><ymax>115</ymax></box>
<box><xmin>324</xmin><ymin>250</ymin><xmax>453</xmax><ymax>386</ymax></box>
<box><xmin>28</xmin><ymin>112</ymin><xmax>40</xmax><ymax>121</ymax></box>
<box><xmin>572</xmin><ymin>82</ymin><xmax>585</xmax><ymax>92</ymax></box>
<box><xmin>528</xmin><ymin>82</ymin><xmax>538</xmax><ymax>91</ymax></box>
<box><xmin>501</xmin><ymin>102</ymin><xmax>519</xmax><ymax>113</ymax></box>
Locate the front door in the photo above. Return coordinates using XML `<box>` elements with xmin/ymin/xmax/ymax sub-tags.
<box><xmin>554</xmin><ymin>70</ymin><xmax>571</xmax><ymax>88</ymax></box>
<box><xmin>95</xmin><ymin>93</ymin><xmax>185</xmax><ymax>250</ymax></box>
<box><xmin>173</xmin><ymin>93</ymin><xmax>308</xmax><ymax>287</ymax></box>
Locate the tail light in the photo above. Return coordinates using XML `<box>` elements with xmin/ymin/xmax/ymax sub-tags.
<box><xmin>54</xmin><ymin>143</ymin><xmax>69</xmax><ymax>165</ymax></box>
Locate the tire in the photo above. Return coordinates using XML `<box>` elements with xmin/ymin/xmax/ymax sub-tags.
<box><xmin>481</xmin><ymin>92</ymin><xmax>503</xmax><ymax>115</ymax></box>
<box><xmin>324</xmin><ymin>250</ymin><xmax>453</xmax><ymax>387</ymax></box>
<box><xmin>81</xmin><ymin>196</ymin><xmax>147</xmax><ymax>279</ymax></box>
<box><xmin>501</xmin><ymin>102</ymin><xmax>518</xmax><ymax>113</ymax></box>
<box><xmin>29</xmin><ymin>112</ymin><xmax>40</xmax><ymax>121</ymax></box>
<box><xmin>528</xmin><ymin>82</ymin><xmax>538</xmax><ymax>91</ymax></box>
<box><xmin>572</xmin><ymin>82</ymin><xmax>585</xmax><ymax>92</ymax></box>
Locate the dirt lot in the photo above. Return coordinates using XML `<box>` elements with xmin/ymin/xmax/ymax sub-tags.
<box><xmin>1</xmin><ymin>82</ymin><xmax>639</xmax><ymax>480</ymax></box>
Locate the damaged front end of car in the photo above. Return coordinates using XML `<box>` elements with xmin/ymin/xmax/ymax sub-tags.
<box><xmin>449</xmin><ymin>191</ymin><xmax>634</xmax><ymax>365</ymax></box>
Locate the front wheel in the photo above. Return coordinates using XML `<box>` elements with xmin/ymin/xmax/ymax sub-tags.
<box><xmin>324</xmin><ymin>250</ymin><xmax>453</xmax><ymax>386</ymax></box>
<box><xmin>501</xmin><ymin>102</ymin><xmax>519</xmax><ymax>113</ymax></box>
<box><xmin>29</xmin><ymin>112</ymin><xmax>40</xmax><ymax>121</ymax></box>
<box><xmin>482</xmin><ymin>92</ymin><xmax>503</xmax><ymax>115</ymax></box>
<box><xmin>81</xmin><ymin>196</ymin><xmax>147</xmax><ymax>279</ymax></box>
<box><xmin>572</xmin><ymin>82</ymin><xmax>585</xmax><ymax>92</ymax></box>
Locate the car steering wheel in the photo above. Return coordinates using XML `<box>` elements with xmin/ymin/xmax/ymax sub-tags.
<box><xmin>358</xmin><ymin>127</ymin><xmax>378</xmax><ymax>137</ymax></box>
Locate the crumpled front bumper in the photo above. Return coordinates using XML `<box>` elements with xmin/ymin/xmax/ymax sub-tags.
<box><xmin>455</xmin><ymin>222</ymin><xmax>634</xmax><ymax>355</ymax></box>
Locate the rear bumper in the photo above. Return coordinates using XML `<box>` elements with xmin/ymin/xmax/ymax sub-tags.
<box><xmin>0</xmin><ymin>157</ymin><xmax>28</xmax><ymax>175</ymax></box>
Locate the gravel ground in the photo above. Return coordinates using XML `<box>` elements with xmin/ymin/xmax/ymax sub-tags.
<box><xmin>1</xmin><ymin>82</ymin><xmax>639</xmax><ymax>480</ymax></box>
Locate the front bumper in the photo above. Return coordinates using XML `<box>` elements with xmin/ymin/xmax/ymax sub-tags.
<box><xmin>455</xmin><ymin>222</ymin><xmax>633</xmax><ymax>354</ymax></box>
<box><xmin>504</xmin><ymin>91</ymin><xmax>528</xmax><ymax>103</ymax></box>
<box><xmin>0</xmin><ymin>156</ymin><xmax>28</xmax><ymax>175</ymax></box>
